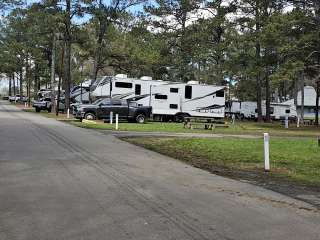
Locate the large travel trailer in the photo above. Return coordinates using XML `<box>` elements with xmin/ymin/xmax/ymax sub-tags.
<box><xmin>91</xmin><ymin>74</ymin><xmax>166</xmax><ymax>100</ymax></box>
<box><xmin>227</xmin><ymin>100</ymin><xmax>297</xmax><ymax>120</ymax></box>
<box><xmin>141</xmin><ymin>81</ymin><xmax>226</xmax><ymax>121</ymax></box>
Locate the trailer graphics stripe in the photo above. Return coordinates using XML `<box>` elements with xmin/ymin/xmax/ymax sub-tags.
<box><xmin>185</xmin><ymin>88</ymin><xmax>225</xmax><ymax>102</ymax></box>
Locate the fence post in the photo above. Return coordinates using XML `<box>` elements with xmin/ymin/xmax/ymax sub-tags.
<box><xmin>115</xmin><ymin>114</ymin><xmax>119</xmax><ymax>130</ymax></box>
<box><xmin>67</xmin><ymin>108</ymin><xmax>70</xmax><ymax>119</ymax></box>
<box><xmin>285</xmin><ymin>116</ymin><xmax>289</xmax><ymax>129</ymax></box>
<box><xmin>264</xmin><ymin>133</ymin><xmax>270</xmax><ymax>172</ymax></box>
<box><xmin>110</xmin><ymin>111</ymin><xmax>113</xmax><ymax>124</ymax></box>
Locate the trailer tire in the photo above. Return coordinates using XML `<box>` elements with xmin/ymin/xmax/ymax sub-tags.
<box><xmin>35</xmin><ymin>108</ymin><xmax>41</xmax><ymax>113</ymax></box>
<box><xmin>47</xmin><ymin>107</ymin><xmax>52</xmax><ymax>113</ymax></box>
<box><xmin>84</xmin><ymin>112</ymin><xmax>96</xmax><ymax>120</ymax></box>
<box><xmin>135</xmin><ymin>113</ymin><xmax>146</xmax><ymax>124</ymax></box>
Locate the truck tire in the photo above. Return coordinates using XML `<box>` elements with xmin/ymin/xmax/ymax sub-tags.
<box><xmin>35</xmin><ymin>108</ymin><xmax>41</xmax><ymax>113</ymax></box>
<box><xmin>135</xmin><ymin>113</ymin><xmax>146</xmax><ymax>124</ymax></box>
<box><xmin>84</xmin><ymin>112</ymin><xmax>96</xmax><ymax>120</ymax></box>
<box><xmin>47</xmin><ymin>107</ymin><xmax>52</xmax><ymax>113</ymax></box>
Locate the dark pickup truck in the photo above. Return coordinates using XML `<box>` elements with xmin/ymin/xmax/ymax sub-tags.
<box><xmin>73</xmin><ymin>98</ymin><xmax>152</xmax><ymax>123</ymax></box>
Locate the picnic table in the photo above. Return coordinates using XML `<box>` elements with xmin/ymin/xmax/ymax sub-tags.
<box><xmin>183</xmin><ymin>117</ymin><xmax>228</xmax><ymax>130</ymax></box>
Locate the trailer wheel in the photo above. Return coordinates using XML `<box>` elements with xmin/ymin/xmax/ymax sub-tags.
<box><xmin>35</xmin><ymin>108</ymin><xmax>41</xmax><ymax>113</ymax></box>
<box><xmin>47</xmin><ymin>107</ymin><xmax>52</xmax><ymax>113</ymax></box>
<box><xmin>135</xmin><ymin>113</ymin><xmax>146</xmax><ymax>124</ymax></box>
<box><xmin>174</xmin><ymin>113</ymin><xmax>186</xmax><ymax>122</ymax></box>
<box><xmin>84</xmin><ymin>112</ymin><xmax>96</xmax><ymax>120</ymax></box>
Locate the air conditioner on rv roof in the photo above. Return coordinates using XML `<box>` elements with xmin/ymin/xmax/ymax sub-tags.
<box><xmin>115</xmin><ymin>74</ymin><xmax>128</xmax><ymax>78</ymax></box>
<box><xmin>140</xmin><ymin>76</ymin><xmax>153</xmax><ymax>80</ymax></box>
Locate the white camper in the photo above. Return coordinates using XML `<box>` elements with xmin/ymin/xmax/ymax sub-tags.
<box><xmin>228</xmin><ymin>100</ymin><xmax>297</xmax><ymax>120</ymax></box>
<box><xmin>145</xmin><ymin>82</ymin><xmax>225</xmax><ymax>121</ymax></box>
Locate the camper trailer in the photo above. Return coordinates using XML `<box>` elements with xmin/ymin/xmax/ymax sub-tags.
<box><xmin>144</xmin><ymin>82</ymin><xmax>225</xmax><ymax>121</ymax></box>
<box><xmin>91</xmin><ymin>74</ymin><xmax>166</xmax><ymax>100</ymax></box>
<box><xmin>227</xmin><ymin>100</ymin><xmax>297</xmax><ymax>120</ymax></box>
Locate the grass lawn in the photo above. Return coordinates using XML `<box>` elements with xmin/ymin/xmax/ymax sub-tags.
<box><xmin>21</xmin><ymin>105</ymin><xmax>320</xmax><ymax>138</ymax></box>
<box><xmin>123</xmin><ymin>137</ymin><xmax>320</xmax><ymax>186</ymax></box>
<box><xmin>70</xmin><ymin>120</ymin><xmax>320</xmax><ymax>138</ymax></box>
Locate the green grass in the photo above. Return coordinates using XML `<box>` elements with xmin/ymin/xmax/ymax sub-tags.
<box><xmin>23</xmin><ymin>106</ymin><xmax>320</xmax><ymax>138</ymax></box>
<box><xmin>69</xmin><ymin>120</ymin><xmax>320</xmax><ymax>138</ymax></box>
<box><xmin>124</xmin><ymin>137</ymin><xmax>320</xmax><ymax>186</ymax></box>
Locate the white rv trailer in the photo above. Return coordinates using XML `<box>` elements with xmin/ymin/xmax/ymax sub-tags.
<box><xmin>91</xmin><ymin>74</ymin><xmax>166</xmax><ymax>100</ymax></box>
<box><xmin>138</xmin><ymin>81</ymin><xmax>226</xmax><ymax>120</ymax></box>
<box><xmin>227</xmin><ymin>100</ymin><xmax>297</xmax><ymax>120</ymax></box>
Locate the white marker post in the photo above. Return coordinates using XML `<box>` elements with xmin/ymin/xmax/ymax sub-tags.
<box><xmin>115</xmin><ymin>114</ymin><xmax>119</xmax><ymax>130</ymax></box>
<box><xmin>297</xmin><ymin>117</ymin><xmax>300</xmax><ymax>128</ymax></box>
<box><xmin>24</xmin><ymin>102</ymin><xmax>27</xmax><ymax>108</ymax></box>
<box><xmin>285</xmin><ymin>116</ymin><xmax>289</xmax><ymax>129</ymax></box>
<box><xmin>110</xmin><ymin>111</ymin><xmax>113</xmax><ymax>124</ymax></box>
<box><xmin>264</xmin><ymin>133</ymin><xmax>270</xmax><ymax>172</ymax></box>
<box><xmin>67</xmin><ymin>108</ymin><xmax>70</xmax><ymax>119</ymax></box>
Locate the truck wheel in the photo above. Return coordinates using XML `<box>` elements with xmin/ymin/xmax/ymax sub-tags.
<box><xmin>135</xmin><ymin>114</ymin><xmax>146</xmax><ymax>124</ymax></box>
<box><xmin>35</xmin><ymin>108</ymin><xmax>41</xmax><ymax>113</ymax></box>
<box><xmin>84</xmin><ymin>112</ymin><xmax>96</xmax><ymax>120</ymax></box>
<box><xmin>47</xmin><ymin>107</ymin><xmax>52</xmax><ymax>113</ymax></box>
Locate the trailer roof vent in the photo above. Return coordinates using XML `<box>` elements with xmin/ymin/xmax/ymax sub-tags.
<box><xmin>140</xmin><ymin>76</ymin><xmax>153</xmax><ymax>80</ymax></box>
<box><xmin>187</xmin><ymin>81</ymin><xmax>199</xmax><ymax>85</ymax></box>
<box><xmin>115</xmin><ymin>74</ymin><xmax>128</xmax><ymax>78</ymax></box>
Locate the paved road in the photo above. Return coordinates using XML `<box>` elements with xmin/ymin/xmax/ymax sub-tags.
<box><xmin>0</xmin><ymin>101</ymin><xmax>319</xmax><ymax>240</ymax></box>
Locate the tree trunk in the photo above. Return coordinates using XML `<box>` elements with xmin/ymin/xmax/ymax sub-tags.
<box><xmin>13</xmin><ymin>73</ymin><xmax>16</xmax><ymax>96</ymax></box>
<box><xmin>93</xmin><ymin>19</ymin><xmax>107</xmax><ymax>82</ymax></box>
<box><xmin>255</xmin><ymin>2</ymin><xmax>263</xmax><ymax>122</ymax></box>
<box><xmin>300</xmin><ymin>72</ymin><xmax>304</xmax><ymax>123</ymax></box>
<box><xmin>316</xmin><ymin>79</ymin><xmax>319</xmax><ymax>126</ymax></box>
<box><xmin>19</xmin><ymin>67</ymin><xmax>23</xmax><ymax>97</ymax></box>
<box><xmin>51</xmin><ymin>34</ymin><xmax>56</xmax><ymax>113</ymax></box>
<box><xmin>256</xmin><ymin>43</ymin><xmax>263</xmax><ymax>122</ymax></box>
<box><xmin>64</xmin><ymin>0</ymin><xmax>71</xmax><ymax>111</ymax></box>
<box><xmin>56</xmin><ymin>43</ymin><xmax>65</xmax><ymax>116</ymax></box>
<box><xmin>26</xmin><ymin>57</ymin><xmax>31</xmax><ymax>107</ymax></box>
<box><xmin>8</xmin><ymin>74</ymin><xmax>12</xmax><ymax>96</ymax></box>
<box><xmin>265</xmin><ymin>69</ymin><xmax>271</xmax><ymax>122</ymax></box>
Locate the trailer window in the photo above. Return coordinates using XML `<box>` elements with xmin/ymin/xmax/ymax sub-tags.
<box><xmin>135</xmin><ymin>84</ymin><xmax>141</xmax><ymax>95</ymax></box>
<box><xmin>270</xmin><ymin>107</ymin><xmax>274</xmax><ymax>114</ymax></box>
<box><xmin>216</xmin><ymin>90</ymin><xmax>224</xmax><ymax>97</ymax></box>
<box><xmin>285</xmin><ymin>109</ymin><xmax>290</xmax><ymax>114</ymax></box>
<box><xmin>170</xmin><ymin>88</ymin><xmax>179</xmax><ymax>93</ymax></box>
<box><xmin>115</xmin><ymin>82</ymin><xmax>132</xmax><ymax>88</ymax></box>
<box><xmin>185</xmin><ymin>86</ymin><xmax>192</xmax><ymax>99</ymax></box>
<box><xmin>170</xmin><ymin>104</ymin><xmax>178</xmax><ymax>109</ymax></box>
<box><xmin>155</xmin><ymin>94</ymin><xmax>168</xmax><ymax>100</ymax></box>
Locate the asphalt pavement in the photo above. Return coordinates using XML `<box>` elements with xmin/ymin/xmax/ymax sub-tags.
<box><xmin>0</xmin><ymin>101</ymin><xmax>319</xmax><ymax>240</ymax></box>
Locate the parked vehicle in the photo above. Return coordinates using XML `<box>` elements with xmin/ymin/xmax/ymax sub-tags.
<box><xmin>226</xmin><ymin>100</ymin><xmax>297</xmax><ymax>120</ymax></box>
<box><xmin>2</xmin><ymin>96</ymin><xmax>9</xmax><ymax>100</ymax></box>
<box><xmin>131</xmin><ymin>81</ymin><xmax>226</xmax><ymax>121</ymax></box>
<box><xmin>73</xmin><ymin>98</ymin><xmax>152</xmax><ymax>123</ymax></box>
<box><xmin>33</xmin><ymin>98</ymin><xmax>53</xmax><ymax>112</ymax></box>
<box><xmin>9</xmin><ymin>95</ymin><xmax>28</xmax><ymax>102</ymax></box>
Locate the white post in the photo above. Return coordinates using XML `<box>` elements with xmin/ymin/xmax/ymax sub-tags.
<box><xmin>24</xmin><ymin>102</ymin><xmax>27</xmax><ymax>108</ymax></box>
<box><xmin>285</xmin><ymin>116</ymin><xmax>289</xmax><ymax>129</ymax></box>
<box><xmin>110</xmin><ymin>111</ymin><xmax>113</xmax><ymax>124</ymax></box>
<box><xmin>264</xmin><ymin>133</ymin><xmax>270</xmax><ymax>172</ymax></box>
<box><xmin>115</xmin><ymin>114</ymin><xmax>119</xmax><ymax>130</ymax></box>
<box><xmin>67</xmin><ymin>108</ymin><xmax>70</xmax><ymax>119</ymax></box>
<box><xmin>297</xmin><ymin>117</ymin><xmax>300</xmax><ymax>128</ymax></box>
